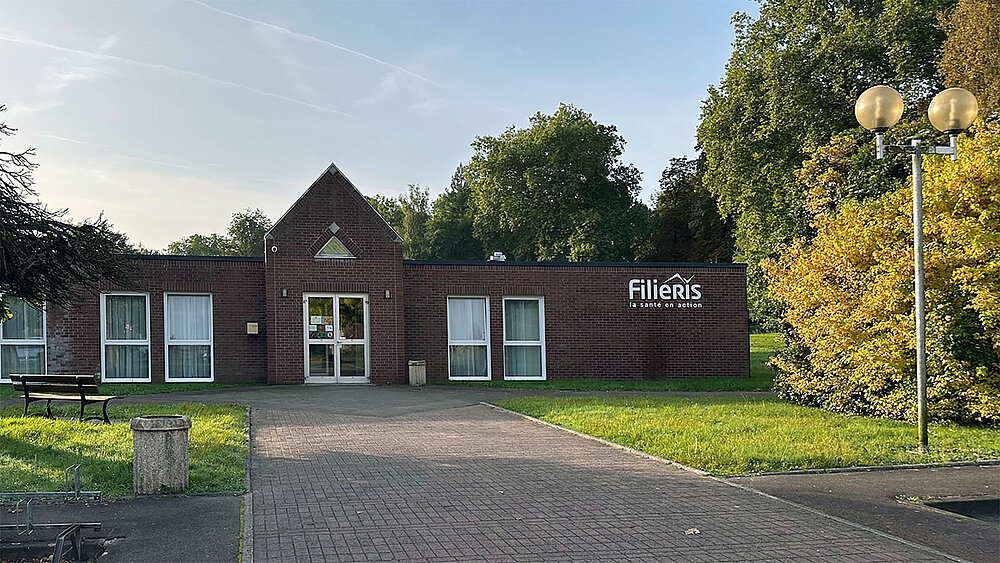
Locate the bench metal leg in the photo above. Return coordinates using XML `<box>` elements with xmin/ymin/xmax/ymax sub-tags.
<box><xmin>23</xmin><ymin>397</ymin><xmax>29</xmax><ymax>417</ymax></box>
<box><xmin>102</xmin><ymin>400</ymin><xmax>111</xmax><ymax>424</ymax></box>
<box><xmin>53</xmin><ymin>524</ymin><xmax>82</xmax><ymax>562</ymax></box>
<box><xmin>79</xmin><ymin>400</ymin><xmax>86</xmax><ymax>422</ymax></box>
<box><xmin>45</xmin><ymin>399</ymin><xmax>54</xmax><ymax>419</ymax></box>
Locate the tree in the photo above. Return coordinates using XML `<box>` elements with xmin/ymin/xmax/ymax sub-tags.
<box><xmin>647</xmin><ymin>157</ymin><xmax>734</xmax><ymax>263</ymax></box>
<box><xmin>466</xmin><ymin>103</ymin><xmax>646</xmax><ymax>262</ymax></box>
<box><xmin>228</xmin><ymin>209</ymin><xmax>272</xmax><ymax>257</ymax></box>
<box><xmin>366</xmin><ymin>195</ymin><xmax>402</xmax><ymax>231</ymax></box>
<box><xmin>0</xmin><ymin>105</ymin><xmax>133</xmax><ymax>318</ymax></box>
<box><xmin>697</xmin><ymin>0</ymin><xmax>953</xmax><ymax>324</ymax></box>
<box><xmin>165</xmin><ymin>208</ymin><xmax>272</xmax><ymax>257</ymax></box>
<box><xmin>366</xmin><ymin>185</ymin><xmax>431</xmax><ymax>259</ymax></box>
<box><xmin>427</xmin><ymin>164</ymin><xmax>484</xmax><ymax>260</ymax></box>
<box><xmin>938</xmin><ymin>0</ymin><xmax>1000</xmax><ymax>115</ymax></box>
<box><xmin>166</xmin><ymin>233</ymin><xmax>232</xmax><ymax>256</ymax></box>
<box><xmin>398</xmin><ymin>185</ymin><xmax>431</xmax><ymax>259</ymax></box>
<box><xmin>765</xmin><ymin>121</ymin><xmax>1000</xmax><ymax>424</ymax></box>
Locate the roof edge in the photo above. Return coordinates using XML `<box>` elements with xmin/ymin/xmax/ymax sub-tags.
<box><xmin>403</xmin><ymin>259</ymin><xmax>747</xmax><ymax>269</ymax></box>
<box><xmin>123</xmin><ymin>253</ymin><xmax>265</xmax><ymax>263</ymax></box>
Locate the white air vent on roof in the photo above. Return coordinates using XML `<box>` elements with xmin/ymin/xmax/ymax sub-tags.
<box><xmin>488</xmin><ymin>251</ymin><xmax>506</xmax><ymax>262</ymax></box>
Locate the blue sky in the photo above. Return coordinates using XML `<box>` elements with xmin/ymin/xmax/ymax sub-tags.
<box><xmin>0</xmin><ymin>0</ymin><xmax>756</xmax><ymax>249</ymax></box>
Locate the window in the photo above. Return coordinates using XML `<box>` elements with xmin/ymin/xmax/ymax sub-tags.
<box><xmin>503</xmin><ymin>297</ymin><xmax>545</xmax><ymax>380</ymax></box>
<box><xmin>0</xmin><ymin>297</ymin><xmax>46</xmax><ymax>382</ymax></box>
<box><xmin>101</xmin><ymin>293</ymin><xmax>150</xmax><ymax>382</ymax></box>
<box><xmin>447</xmin><ymin>297</ymin><xmax>489</xmax><ymax>379</ymax></box>
<box><xmin>165</xmin><ymin>294</ymin><xmax>213</xmax><ymax>382</ymax></box>
<box><xmin>315</xmin><ymin>235</ymin><xmax>354</xmax><ymax>258</ymax></box>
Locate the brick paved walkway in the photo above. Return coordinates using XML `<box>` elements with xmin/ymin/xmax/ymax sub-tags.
<box><xmin>246</xmin><ymin>387</ymin><xmax>955</xmax><ymax>562</ymax></box>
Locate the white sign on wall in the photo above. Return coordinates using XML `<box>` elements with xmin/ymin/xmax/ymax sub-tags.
<box><xmin>628</xmin><ymin>274</ymin><xmax>703</xmax><ymax>309</ymax></box>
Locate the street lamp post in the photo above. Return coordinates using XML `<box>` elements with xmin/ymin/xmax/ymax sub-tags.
<box><xmin>854</xmin><ymin>86</ymin><xmax>978</xmax><ymax>454</ymax></box>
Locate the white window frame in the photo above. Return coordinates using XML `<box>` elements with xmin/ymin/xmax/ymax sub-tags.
<box><xmin>164</xmin><ymin>293</ymin><xmax>214</xmax><ymax>383</ymax></box>
<box><xmin>0</xmin><ymin>297</ymin><xmax>47</xmax><ymax>383</ymax></box>
<box><xmin>502</xmin><ymin>296</ymin><xmax>546</xmax><ymax>380</ymax></box>
<box><xmin>100</xmin><ymin>292</ymin><xmax>151</xmax><ymax>383</ymax></box>
<box><xmin>446</xmin><ymin>296</ymin><xmax>491</xmax><ymax>381</ymax></box>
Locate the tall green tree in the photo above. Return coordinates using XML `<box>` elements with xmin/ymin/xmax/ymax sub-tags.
<box><xmin>466</xmin><ymin>103</ymin><xmax>646</xmax><ymax>262</ymax></box>
<box><xmin>228</xmin><ymin>208</ymin><xmax>272</xmax><ymax>257</ymax></box>
<box><xmin>698</xmin><ymin>0</ymin><xmax>953</xmax><ymax>324</ymax></box>
<box><xmin>648</xmin><ymin>157</ymin><xmax>734</xmax><ymax>263</ymax></box>
<box><xmin>366</xmin><ymin>195</ymin><xmax>402</xmax><ymax>231</ymax></box>
<box><xmin>398</xmin><ymin>185</ymin><xmax>431</xmax><ymax>259</ymax></box>
<box><xmin>0</xmin><ymin>105</ymin><xmax>132</xmax><ymax>318</ymax></box>
<box><xmin>366</xmin><ymin>185</ymin><xmax>431</xmax><ymax>259</ymax></box>
<box><xmin>166</xmin><ymin>208</ymin><xmax>272</xmax><ymax>257</ymax></box>
<box><xmin>427</xmin><ymin>164</ymin><xmax>484</xmax><ymax>260</ymax></box>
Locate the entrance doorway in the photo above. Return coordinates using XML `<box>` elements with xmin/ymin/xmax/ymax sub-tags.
<box><xmin>303</xmin><ymin>294</ymin><xmax>369</xmax><ymax>383</ymax></box>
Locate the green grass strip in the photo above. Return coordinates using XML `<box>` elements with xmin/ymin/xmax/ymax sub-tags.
<box><xmin>495</xmin><ymin>395</ymin><xmax>1000</xmax><ymax>475</ymax></box>
<box><xmin>0</xmin><ymin>403</ymin><xmax>247</xmax><ymax>497</ymax></box>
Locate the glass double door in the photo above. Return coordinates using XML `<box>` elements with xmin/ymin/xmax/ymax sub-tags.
<box><xmin>304</xmin><ymin>294</ymin><xmax>369</xmax><ymax>383</ymax></box>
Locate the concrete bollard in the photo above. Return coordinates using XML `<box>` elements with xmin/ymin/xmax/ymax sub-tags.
<box><xmin>131</xmin><ymin>415</ymin><xmax>192</xmax><ymax>494</ymax></box>
<box><xmin>408</xmin><ymin>359</ymin><xmax>426</xmax><ymax>386</ymax></box>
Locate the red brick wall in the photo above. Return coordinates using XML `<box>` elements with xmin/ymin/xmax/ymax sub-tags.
<box><xmin>264</xmin><ymin>165</ymin><xmax>407</xmax><ymax>384</ymax></box>
<box><xmin>402</xmin><ymin>262</ymin><xmax>749</xmax><ymax>381</ymax></box>
<box><xmin>46</xmin><ymin>256</ymin><xmax>268</xmax><ymax>383</ymax></box>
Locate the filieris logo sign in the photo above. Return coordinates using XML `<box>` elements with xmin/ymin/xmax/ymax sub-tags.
<box><xmin>628</xmin><ymin>274</ymin><xmax>703</xmax><ymax>308</ymax></box>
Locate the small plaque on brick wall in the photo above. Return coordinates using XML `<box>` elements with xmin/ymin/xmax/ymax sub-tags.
<box><xmin>247</xmin><ymin>322</ymin><xmax>259</xmax><ymax>335</ymax></box>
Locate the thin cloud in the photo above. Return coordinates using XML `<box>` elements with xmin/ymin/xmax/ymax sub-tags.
<box><xmin>95</xmin><ymin>35</ymin><xmax>118</xmax><ymax>52</ymax></box>
<box><xmin>188</xmin><ymin>0</ymin><xmax>514</xmax><ymax>115</ymax></box>
<box><xmin>111</xmin><ymin>153</ymin><xmax>206</xmax><ymax>171</ymax></box>
<box><xmin>0</xmin><ymin>33</ymin><xmax>354</xmax><ymax>118</ymax></box>
<box><xmin>188</xmin><ymin>0</ymin><xmax>442</xmax><ymax>87</ymax></box>
<box><xmin>43</xmin><ymin>134</ymin><xmax>112</xmax><ymax>148</ymax></box>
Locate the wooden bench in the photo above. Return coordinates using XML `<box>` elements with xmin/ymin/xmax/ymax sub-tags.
<box><xmin>9</xmin><ymin>374</ymin><xmax>118</xmax><ymax>424</ymax></box>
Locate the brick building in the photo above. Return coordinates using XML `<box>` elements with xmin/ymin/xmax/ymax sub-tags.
<box><xmin>0</xmin><ymin>164</ymin><xmax>749</xmax><ymax>385</ymax></box>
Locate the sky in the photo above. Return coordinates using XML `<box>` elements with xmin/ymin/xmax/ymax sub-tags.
<box><xmin>0</xmin><ymin>0</ymin><xmax>757</xmax><ymax>250</ymax></box>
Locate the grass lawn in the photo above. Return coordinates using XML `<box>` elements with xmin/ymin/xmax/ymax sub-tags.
<box><xmin>495</xmin><ymin>395</ymin><xmax>1000</xmax><ymax>475</ymax></box>
<box><xmin>0</xmin><ymin>403</ymin><xmax>247</xmax><ymax>497</ymax></box>
<box><xmin>436</xmin><ymin>333</ymin><xmax>782</xmax><ymax>392</ymax></box>
<box><xmin>0</xmin><ymin>381</ymin><xmax>263</xmax><ymax>399</ymax></box>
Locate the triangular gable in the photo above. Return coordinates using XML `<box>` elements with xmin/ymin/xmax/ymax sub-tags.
<box><xmin>265</xmin><ymin>163</ymin><xmax>402</xmax><ymax>243</ymax></box>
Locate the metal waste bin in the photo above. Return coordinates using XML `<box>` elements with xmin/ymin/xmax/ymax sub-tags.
<box><xmin>131</xmin><ymin>415</ymin><xmax>192</xmax><ymax>494</ymax></box>
<box><xmin>408</xmin><ymin>360</ymin><xmax>426</xmax><ymax>387</ymax></box>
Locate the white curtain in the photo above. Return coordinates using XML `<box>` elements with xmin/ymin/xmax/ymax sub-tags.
<box><xmin>1</xmin><ymin>297</ymin><xmax>44</xmax><ymax>340</ymax></box>
<box><xmin>167</xmin><ymin>295</ymin><xmax>211</xmax><ymax>341</ymax></box>
<box><xmin>448</xmin><ymin>298</ymin><xmax>486</xmax><ymax>342</ymax></box>
<box><xmin>104</xmin><ymin>344</ymin><xmax>149</xmax><ymax>379</ymax></box>
<box><xmin>1</xmin><ymin>345</ymin><xmax>45</xmax><ymax>379</ymax></box>
<box><xmin>106</xmin><ymin>295</ymin><xmax>147</xmax><ymax>340</ymax></box>
<box><xmin>505</xmin><ymin>300</ymin><xmax>539</xmax><ymax>342</ymax></box>
<box><xmin>168</xmin><ymin>345</ymin><xmax>211</xmax><ymax>378</ymax></box>
<box><xmin>450</xmin><ymin>345</ymin><xmax>487</xmax><ymax>376</ymax></box>
<box><xmin>504</xmin><ymin>345</ymin><xmax>542</xmax><ymax>377</ymax></box>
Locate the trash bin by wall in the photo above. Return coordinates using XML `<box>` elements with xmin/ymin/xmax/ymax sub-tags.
<box><xmin>131</xmin><ymin>415</ymin><xmax>192</xmax><ymax>494</ymax></box>
<box><xmin>408</xmin><ymin>360</ymin><xmax>426</xmax><ymax>387</ymax></box>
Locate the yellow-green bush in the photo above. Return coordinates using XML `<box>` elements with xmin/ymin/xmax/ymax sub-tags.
<box><xmin>766</xmin><ymin>121</ymin><xmax>1000</xmax><ymax>424</ymax></box>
